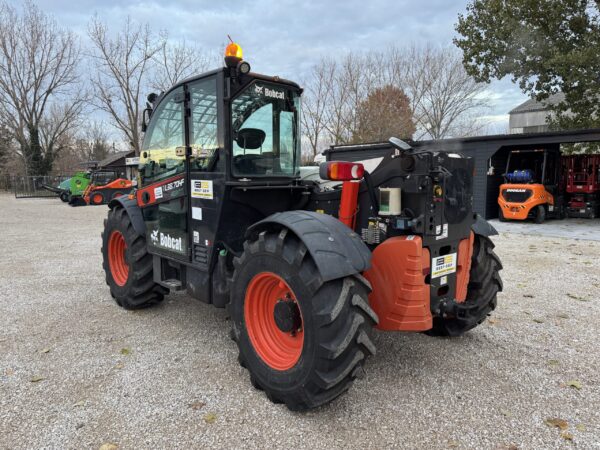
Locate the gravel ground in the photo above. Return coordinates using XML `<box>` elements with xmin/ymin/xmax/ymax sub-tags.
<box><xmin>0</xmin><ymin>193</ymin><xmax>599</xmax><ymax>450</ymax></box>
<box><xmin>491</xmin><ymin>218</ymin><xmax>600</xmax><ymax>241</ymax></box>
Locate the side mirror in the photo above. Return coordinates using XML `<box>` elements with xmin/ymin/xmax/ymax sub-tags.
<box><xmin>141</xmin><ymin>107</ymin><xmax>152</xmax><ymax>132</ymax></box>
<box><xmin>388</xmin><ymin>137</ymin><xmax>412</xmax><ymax>152</ymax></box>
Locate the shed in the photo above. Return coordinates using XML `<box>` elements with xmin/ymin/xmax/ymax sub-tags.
<box><xmin>325</xmin><ymin>128</ymin><xmax>600</xmax><ymax>220</ymax></box>
<box><xmin>97</xmin><ymin>150</ymin><xmax>136</xmax><ymax>180</ymax></box>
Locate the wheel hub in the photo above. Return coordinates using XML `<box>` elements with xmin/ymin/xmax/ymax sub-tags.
<box><xmin>274</xmin><ymin>298</ymin><xmax>302</xmax><ymax>333</ymax></box>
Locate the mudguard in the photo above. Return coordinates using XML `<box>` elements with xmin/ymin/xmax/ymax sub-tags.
<box><xmin>108</xmin><ymin>196</ymin><xmax>146</xmax><ymax>236</ymax></box>
<box><xmin>471</xmin><ymin>214</ymin><xmax>498</xmax><ymax>237</ymax></box>
<box><xmin>247</xmin><ymin>210</ymin><xmax>372</xmax><ymax>283</ymax></box>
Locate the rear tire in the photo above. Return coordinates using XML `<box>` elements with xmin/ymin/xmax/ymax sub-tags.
<box><xmin>101</xmin><ymin>206</ymin><xmax>168</xmax><ymax>309</ymax></box>
<box><xmin>426</xmin><ymin>234</ymin><xmax>502</xmax><ymax>337</ymax></box>
<box><xmin>534</xmin><ymin>205</ymin><xmax>546</xmax><ymax>224</ymax></box>
<box><xmin>59</xmin><ymin>191</ymin><xmax>69</xmax><ymax>202</ymax></box>
<box><xmin>230</xmin><ymin>229</ymin><xmax>378</xmax><ymax>411</ymax></box>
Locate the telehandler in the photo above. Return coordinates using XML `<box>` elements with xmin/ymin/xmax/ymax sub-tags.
<box><xmin>101</xmin><ymin>42</ymin><xmax>503</xmax><ymax>410</ymax></box>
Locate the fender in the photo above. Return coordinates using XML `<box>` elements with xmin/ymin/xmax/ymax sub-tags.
<box><xmin>471</xmin><ymin>214</ymin><xmax>498</xmax><ymax>237</ymax></box>
<box><xmin>108</xmin><ymin>196</ymin><xmax>146</xmax><ymax>236</ymax></box>
<box><xmin>247</xmin><ymin>210</ymin><xmax>371</xmax><ymax>283</ymax></box>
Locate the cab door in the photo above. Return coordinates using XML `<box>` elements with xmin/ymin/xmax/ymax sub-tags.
<box><xmin>186</xmin><ymin>75</ymin><xmax>223</xmax><ymax>272</ymax></box>
<box><xmin>137</xmin><ymin>86</ymin><xmax>189</xmax><ymax>262</ymax></box>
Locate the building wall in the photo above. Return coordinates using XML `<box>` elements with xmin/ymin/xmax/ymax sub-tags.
<box><xmin>509</xmin><ymin>110</ymin><xmax>553</xmax><ymax>134</ymax></box>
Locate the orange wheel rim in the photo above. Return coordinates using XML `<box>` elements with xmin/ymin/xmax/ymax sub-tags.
<box><xmin>92</xmin><ymin>193</ymin><xmax>103</xmax><ymax>204</ymax></box>
<box><xmin>244</xmin><ymin>272</ymin><xmax>304</xmax><ymax>371</ymax></box>
<box><xmin>108</xmin><ymin>231</ymin><xmax>129</xmax><ymax>286</ymax></box>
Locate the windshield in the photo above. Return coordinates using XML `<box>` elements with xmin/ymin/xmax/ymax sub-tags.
<box><xmin>231</xmin><ymin>82</ymin><xmax>301</xmax><ymax>177</ymax></box>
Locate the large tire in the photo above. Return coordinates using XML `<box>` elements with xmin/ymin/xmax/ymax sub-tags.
<box><xmin>101</xmin><ymin>206</ymin><xmax>168</xmax><ymax>309</ymax></box>
<box><xmin>534</xmin><ymin>205</ymin><xmax>546</xmax><ymax>224</ymax></box>
<box><xmin>498</xmin><ymin>208</ymin><xmax>508</xmax><ymax>222</ymax></box>
<box><xmin>91</xmin><ymin>191</ymin><xmax>105</xmax><ymax>205</ymax></box>
<box><xmin>230</xmin><ymin>229</ymin><xmax>378</xmax><ymax>411</ymax></box>
<box><xmin>427</xmin><ymin>234</ymin><xmax>503</xmax><ymax>337</ymax></box>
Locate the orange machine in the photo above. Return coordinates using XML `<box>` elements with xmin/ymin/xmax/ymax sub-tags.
<box><xmin>83</xmin><ymin>177</ymin><xmax>133</xmax><ymax>206</ymax></box>
<box><xmin>498</xmin><ymin>148</ymin><xmax>564</xmax><ymax>223</ymax></box>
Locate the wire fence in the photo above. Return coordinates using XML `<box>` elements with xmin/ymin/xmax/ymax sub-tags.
<box><xmin>7</xmin><ymin>175</ymin><xmax>71</xmax><ymax>198</ymax></box>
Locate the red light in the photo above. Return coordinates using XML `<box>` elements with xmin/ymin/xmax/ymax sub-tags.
<box><xmin>319</xmin><ymin>161</ymin><xmax>365</xmax><ymax>181</ymax></box>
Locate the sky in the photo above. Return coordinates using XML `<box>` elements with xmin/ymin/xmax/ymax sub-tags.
<box><xmin>21</xmin><ymin>0</ymin><xmax>527</xmax><ymax>133</ymax></box>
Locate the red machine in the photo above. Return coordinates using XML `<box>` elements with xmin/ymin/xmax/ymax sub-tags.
<box><xmin>562</xmin><ymin>154</ymin><xmax>600</xmax><ymax>218</ymax></box>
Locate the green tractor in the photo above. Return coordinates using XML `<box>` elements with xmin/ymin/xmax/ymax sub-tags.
<box><xmin>57</xmin><ymin>171</ymin><xmax>91</xmax><ymax>203</ymax></box>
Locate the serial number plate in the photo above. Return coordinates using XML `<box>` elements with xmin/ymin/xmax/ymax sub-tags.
<box><xmin>431</xmin><ymin>253</ymin><xmax>457</xmax><ymax>279</ymax></box>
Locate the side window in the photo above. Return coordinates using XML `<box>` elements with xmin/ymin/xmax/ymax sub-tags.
<box><xmin>190</xmin><ymin>78</ymin><xmax>219</xmax><ymax>170</ymax></box>
<box><xmin>140</xmin><ymin>87</ymin><xmax>185</xmax><ymax>184</ymax></box>
<box><xmin>279</xmin><ymin>110</ymin><xmax>294</xmax><ymax>172</ymax></box>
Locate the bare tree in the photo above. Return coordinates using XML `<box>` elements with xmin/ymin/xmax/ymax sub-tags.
<box><xmin>0</xmin><ymin>1</ymin><xmax>83</xmax><ymax>175</ymax></box>
<box><xmin>88</xmin><ymin>16</ymin><xmax>163</xmax><ymax>155</ymax></box>
<box><xmin>301</xmin><ymin>58</ymin><xmax>334</xmax><ymax>158</ymax></box>
<box><xmin>76</xmin><ymin>120</ymin><xmax>113</xmax><ymax>162</ymax></box>
<box><xmin>389</xmin><ymin>45</ymin><xmax>488</xmax><ymax>139</ymax></box>
<box><xmin>300</xmin><ymin>44</ymin><xmax>489</xmax><ymax>154</ymax></box>
<box><xmin>151</xmin><ymin>37</ymin><xmax>214</xmax><ymax>92</ymax></box>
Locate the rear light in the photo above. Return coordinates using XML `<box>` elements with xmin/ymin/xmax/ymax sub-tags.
<box><xmin>319</xmin><ymin>161</ymin><xmax>365</xmax><ymax>181</ymax></box>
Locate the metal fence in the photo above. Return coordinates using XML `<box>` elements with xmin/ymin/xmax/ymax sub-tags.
<box><xmin>10</xmin><ymin>175</ymin><xmax>71</xmax><ymax>199</ymax></box>
<box><xmin>0</xmin><ymin>174</ymin><xmax>13</xmax><ymax>191</ymax></box>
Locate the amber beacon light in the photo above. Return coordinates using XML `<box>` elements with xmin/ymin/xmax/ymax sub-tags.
<box><xmin>224</xmin><ymin>36</ymin><xmax>250</xmax><ymax>75</ymax></box>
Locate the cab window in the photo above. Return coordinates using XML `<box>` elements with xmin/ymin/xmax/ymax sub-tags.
<box><xmin>189</xmin><ymin>78</ymin><xmax>219</xmax><ymax>171</ymax></box>
<box><xmin>231</xmin><ymin>82</ymin><xmax>300</xmax><ymax>177</ymax></box>
<box><xmin>140</xmin><ymin>87</ymin><xmax>185</xmax><ymax>185</ymax></box>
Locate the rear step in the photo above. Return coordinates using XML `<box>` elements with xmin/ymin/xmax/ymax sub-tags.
<box><xmin>161</xmin><ymin>279</ymin><xmax>182</xmax><ymax>290</ymax></box>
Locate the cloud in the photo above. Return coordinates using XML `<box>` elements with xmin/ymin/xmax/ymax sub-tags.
<box><xmin>22</xmin><ymin>1</ymin><xmax>527</xmax><ymax>122</ymax></box>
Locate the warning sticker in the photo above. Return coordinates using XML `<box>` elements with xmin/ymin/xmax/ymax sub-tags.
<box><xmin>191</xmin><ymin>180</ymin><xmax>213</xmax><ymax>199</ymax></box>
<box><xmin>154</xmin><ymin>186</ymin><xmax>163</xmax><ymax>199</ymax></box>
<box><xmin>431</xmin><ymin>253</ymin><xmax>457</xmax><ymax>278</ymax></box>
<box><xmin>435</xmin><ymin>223</ymin><xmax>448</xmax><ymax>240</ymax></box>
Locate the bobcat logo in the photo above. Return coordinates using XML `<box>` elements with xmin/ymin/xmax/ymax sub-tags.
<box><xmin>150</xmin><ymin>229</ymin><xmax>159</xmax><ymax>243</ymax></box>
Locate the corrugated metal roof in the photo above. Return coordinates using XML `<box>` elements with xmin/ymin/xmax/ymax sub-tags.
<box><xmin>509</xmin><ymin>92</ymin><xmax>565</xmax><ymax>114</ymax></box>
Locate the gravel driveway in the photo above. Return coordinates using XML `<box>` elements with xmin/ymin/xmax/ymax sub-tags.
<box><xmin>0</xmin><ymin>194</ymin><xmax>598</xmax><ymax>449</ymax></box>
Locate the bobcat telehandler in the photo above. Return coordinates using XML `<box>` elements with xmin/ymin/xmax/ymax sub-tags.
<box><xmin>101</xmin><ymin>42</ymin><xmax>503</xmax><ymax>410</ymax></box>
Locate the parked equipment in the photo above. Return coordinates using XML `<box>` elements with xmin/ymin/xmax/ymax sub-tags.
<box><xmin>497</xmin><ymin>148</ymin><xmax>565</xmax><ymax>223</ymax></box>
<box><xmin>562</xmin><ymin>154</ymin><xmax>600</xmax><ymax>218</ymax></box>
<box><xmin>100</xmin><ymin>43</ymin><xmax>503</xmax><ymax>410</ymax></box>
<box><xmin>70</xmin><ymin>170</ymin><xmax>132</xmax><ymax>206</ymax></box>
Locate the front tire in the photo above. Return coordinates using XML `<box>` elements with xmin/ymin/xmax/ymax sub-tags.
<box><xmin>534</xmin><ymin>205</ymin><xmax>546</xmax><ymax>224</ymax></box>
<box><xmin>498</xmin><ymin>208</ymin><xmax>508</xmax><ymax>222</ymax></box>
<box><xmin>427</xmin><ymin>234</ymin><xmax>503</xmax><ymax>337</ymax></box>
<box><xmin>59</xmin><ymin>191</ymin><xmax>70</xmax><ymax>202</ymax></box>
<box><xmin>230</xmin><ymin>229</ymin><xmax>378</xmax><ymax>411</ymax></box>
<box><xmin>91</xmin><ymin>192</ymin><xmax>105</xmax><ymax>205</ymax></box>
<box><xmin>101</xmin><ymin>207</ymin><xmax>168</xmax><ymax>309</ymax></box>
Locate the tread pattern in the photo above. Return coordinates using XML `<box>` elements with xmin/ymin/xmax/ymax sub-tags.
<box><xmin>230</xmin><ymin>229</ymin><xmax>378</xmax><ymax>411</ymax></box>
<box><xmin>101</xmin><ymin>206</ymin><xmax>168</xmax><ymax>309</ymax></box>
<box><xmin>427</xmin><ymin>234</ymin><xmax>503</xmax><ymax>337</ymax></box>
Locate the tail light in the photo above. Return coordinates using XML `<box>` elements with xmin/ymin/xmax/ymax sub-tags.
<box><xmin>319</xmin><ymin>161</ymin><xmax>365</xmax><ymax>181</ymax></box>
